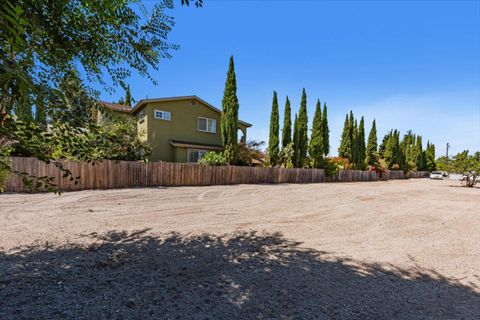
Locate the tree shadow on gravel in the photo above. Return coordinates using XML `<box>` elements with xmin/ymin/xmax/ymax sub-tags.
<box><xmin>1</xmin><ymin>229</ymin><xmax>479</xmax><ymax>319</ymax></box>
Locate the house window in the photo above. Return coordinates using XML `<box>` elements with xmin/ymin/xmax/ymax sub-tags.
<box><xmin>154</xmin><ymin>110</ymin><xmax>171</xmax><ymax>120</ymax></box>
<box><xmin>198</xmin><ymin>117</ymin><xmax>216</xmax><ymax>133</ymax></box>
<box><xmin>187</xmin><ymin>149</ymin><xmax>208</xmax><ymax>163</ymax></box>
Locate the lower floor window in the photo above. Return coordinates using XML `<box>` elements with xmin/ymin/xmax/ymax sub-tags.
<box><xmin>187</xmin><ymin>149</ymin><xmax>208</xmax><ymax>163</ymax></box>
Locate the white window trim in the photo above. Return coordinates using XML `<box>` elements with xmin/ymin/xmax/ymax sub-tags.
<box><xmin>197</xmin><ymin>117</ymin><xmax>216</xmax><ymax>133</ymax></box>
<box><xmin>154</xmin><ymin>109</ymin><xmax>171</xmax><ymax>121</ymax></box>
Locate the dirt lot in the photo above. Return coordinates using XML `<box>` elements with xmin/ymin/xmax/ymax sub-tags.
<box><xmin>1</xmin><ymin>179</ymin><xmax>479</xmax><ymax>319</ymax></box>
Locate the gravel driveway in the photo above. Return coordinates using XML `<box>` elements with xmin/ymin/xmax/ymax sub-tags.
<box><xmin>1</xmin><ymin>179</ymin><xmax>479</xmax><ymax>319</ymax></box>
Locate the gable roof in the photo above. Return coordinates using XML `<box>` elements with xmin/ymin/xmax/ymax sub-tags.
<box><xmin>98</xmin><ymin>101</ymin><xmax>132</xmax><ymax>113</ymax></box>
<box><xmin>130</xmin><ymin>95</ymin><xmax>252</xmax><ymax>127</ymax></box>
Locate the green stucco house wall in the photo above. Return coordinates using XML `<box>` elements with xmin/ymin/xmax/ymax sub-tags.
<box><xmin>130</xmin><ymin>96</ymin><xmax>251</xmax><ymax>162</ymax></box>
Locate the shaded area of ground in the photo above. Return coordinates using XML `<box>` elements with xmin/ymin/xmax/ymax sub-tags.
<box><xmin>1</xmin><ymin>230</ymin><xmax>479</xmax><ymax>319</ymax></box>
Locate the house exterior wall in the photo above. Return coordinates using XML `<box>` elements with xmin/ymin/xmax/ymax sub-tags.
<box><xmin>174</xmin><ymin>147</ymin><xmax>188</xmax><ymax>163</ymax></box>
<box><xmin>138</xmin><ymin>99</ymin><xmax>226</xmax><ymax>162</ymax></box>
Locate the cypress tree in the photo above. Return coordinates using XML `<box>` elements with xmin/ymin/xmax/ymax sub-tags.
<box><xmin>293</xmin><ymin>114</ymin><xmax>299</xmax><ymax>167</ymax></box>
<box><xmin>351</xmin><ymin>119</ymin><xmax>359</xmax><ymax>168</ymax></box>
<box><xmin>427</xmin><ymin>141</ymin><xmax>435</xmax><ymax>159</ymax></box>
<box><xmin>378</xmin><ymin>133</ymin><xmax>390</xmax><ymax>158</ymax></box>
<box><xmin>268</xmin><ymin>91</ymin><xmax>280</xmax><ymax>166</ymax></box>
<box><xmin>338</xmin><ymin>114</ymin><xmax>350</xmax><ymax>158</ymax></box>
<box><xmin>415</xmin><ymin>135</ymin><xmax>425</xmax><ymax>170</ymax></box>
<box><xmin>125</xmin><ymin>85</ymin><xmax>133</xmax><ymax>106</ymax></box>
<box><xmin>309</xmin><ymin>99</ymin><xmax>323</xmax><ymax>168</ymax></box>
<box><xmin>425</xmin><ymin>141</ymin><xmax>436</xmax><ymax>171</ymax></box>
<box><xmin>321</xmin><ymin>102</ymin><xmax>329</xmax><ymax>156</ymax></box>
<box><xmin>348</xmin><ymin>111</ymin><xmax>355</xmax><ymax>161</ymax></box>
<box><xmin>366</xmin><ymin>119</ymin><xmax>378</xmax><ymax>166</ymax></box>
<box><xmin>386</xmin><ymin>130</ymin><xmax>405</xmax><ymax>170</ymax></box>
<box><xmin>297</xmin><ymin>88</ymin><xmax>309</xmax><ymax>167</ymax></box>
<box><xmin>384</xmin><ymin>130</ymin><xmax>395</xmax><ymax>166</ymax></box>
<box><xmin>281</xmin><ymin>96</ymin><xmax>291</xmax><ymax>148</ymax></box>
<box><xmin>357</xmin><ymin>116</ymin><xmax>366</xmax><ymax>169</ymax></box>
<box><xmin>221</xmin><ymin>56</ymin><xmax>239</xmax><ymax>164</ymax></box>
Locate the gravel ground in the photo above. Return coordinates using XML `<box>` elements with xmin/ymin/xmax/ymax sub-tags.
<box><xmin>1</xmin><ymin>179</ymin><xmax>479</xmax><ymax>319</ymax></box>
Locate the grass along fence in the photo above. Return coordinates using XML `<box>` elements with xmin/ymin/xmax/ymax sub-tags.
<box><xmin>3</xmin><ymin>157</ymin><xmax>429</xmax><ymax>193</ymax></box>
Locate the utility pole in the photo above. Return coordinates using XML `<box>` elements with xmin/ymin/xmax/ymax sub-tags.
<box><xmin>446</xmin><ymin>142</ymin><xmax>450</xmax><ymax>160</ymax></box>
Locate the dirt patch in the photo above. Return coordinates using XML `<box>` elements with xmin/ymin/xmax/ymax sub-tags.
<box><xmin>1</xmin><ymin>179</ymin><xmax>479</xmax><ymax>319</ymax></box>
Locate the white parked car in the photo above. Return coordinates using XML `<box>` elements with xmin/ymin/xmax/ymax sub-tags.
<box><xmin>430</xmin><ymin>171</ymin><xmax>443</xmax><ymax>180</ymax></box>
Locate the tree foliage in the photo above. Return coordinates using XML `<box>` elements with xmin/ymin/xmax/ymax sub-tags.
<box><xmin>268</xmin><ymin>91</ymin><xmax>280</xmax><ymax>166</ymax></box>
<box><xmin>309</xmin><ymin>99</ymin><xmax>323</xmax><ymax>168</ymax></box>
<box><xmin>295</xmin><ymin>88</ymin><xmax>308</xmax><ymax>167</ymax></box>
<box><xmin>450</xmin><ymin>151</ymin><xmax>480</xmax><ymax>187</ymax></box>
<box><xmin>366</xmin><ymin>119</ymin><xmax>378</xmax><ymax>167</ymax></box>
<box><xmin>378</xmin><ymin>134</ymin><xmax>389</xmax><ymax>158</ymax></box>
<box><xmin>281</xmin><ymin>96</ymin><xmax>291</xmax><ymax>149</ymax></box>
<box><xmin>1</xmin><ymin>0</ymin><xmax>197</xmax><ymax>190</ymax></box>
<box><xmin>118</xmin><ymin>84</ymin><xmax>134</xmax><ymax>107</ymax></box>
<box><xmin>237</xmin><ymin>140</ymin><xmax>265</xmax><ymax>167</ymax></box>
<box><xmin>321</xmin><ymin>102</ymin><xmax>329</xmax><ymax>156</ymax></box>
<box><xmin>355</xmin><ymin>117</ymin><xmax>366</xmax><ymax>169</ymax></box>
<box><xmin>221</xmin><ymin>56</ymin><xmax>240</xmax><ymax>164</ymax></box>
<box><xmin>292</xmin><ymin>114</ymin><xmax>299</xmax><ymax>166</ymax></box>
<box><xmin>338</xmin><ymin>114</ymin><xmax>350</xmax><ymax>158</ymax></box>
<box><xmin>436</xmin><ymin>156</ymin><xmax>450</xmax><ymax>172</ymax></box>
<box><xmin>279</xmin><ymin>142</ymin><xmax>295</xmax><ymax>168</ymax></box>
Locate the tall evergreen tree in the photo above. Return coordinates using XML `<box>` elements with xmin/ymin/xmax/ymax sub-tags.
<box><xmin>57</xmin><ymin>69</ymin><xmax>95</xmax><ymax>127</ymax></box>
<box><xmin>338</xmin><ymin>114</ymin><xmax>350</xmax><ymax>158</ymax></box>
<box><xmin>221</xmin><ymin>56</ymin><xmax>240</xmax><ymax>164</ymax></box>
<box><xmin>309</xmin><ymin>99</ymin><xmax>323</xmax><ymax>168</ymax></box>
<box><xmin>378</xmin><ymin>133</ymin><xmax>390</xmax><ymax>158</ymax></box>
<box><xmin>401</xmin><ymin>130</ymin><xmax>417</xmax><ymax>170</ymax></box>
<box><xmin>384</xmin><ymin>130</ymin><xmax>395</xmax><ymax>166</ymax></box>
<box><xmin>427</xmin><ymin>141</ymin><xmax>436</xmax><ymax>159</ymax></box>
<box><xmin>321</xmin><ymin>102</ymin><xmax>329</xmax><ymax>156</ymax></box>
<box><xmin>268</xmin><ymin>91</ymin><xmax>280</xmax><ymax>166</ymax></box>
<box><xmin>366</xmin><ymin>119</ymin><xmax>378</xmax><ymax>166</ymax></box>
<box><xmin>351</xmin><ymin>118</ymin><xmax>359</xmax><ymax>168</ymax></box>
<box><xmin>385</xmin><ymin>130</ymin><xmax>405</xmax><ymax>170</ymax></box>
<box><xmin>293</xmin><ymin>114</ymin><xmax>299</xmax><ymax>167</ymax></box>
<box><xmin>357</xmin><ymin>116</ymin><xmax>366</xmax><ymax>169</ymax></box>
<box><xmin>425</xmin><ymin>141</ymin><xmax>436</xmax><ymax>171</ymax></box>
<box><xmin>415</xmin><ymin>135</ymin><xmax>425</xmax><ymax>170</ymax></box>
<box><xmin>281</xmin><ymin>96</ymin><xmax>291</xmax><ymax>148</ymax></box>
<box><xmin>125</xmin><ymin>85</ymin><xmax>133</xmax><ymax>106</ymax></box>
<box><xmin>296</xmin><ymin>88</ymin><xmax>309</xmax><ymax>167</ymax></box>
<box><xmin>348</xmin><ymin>111</ymin><xmax>355</xmax><ymax>161</ymax></box>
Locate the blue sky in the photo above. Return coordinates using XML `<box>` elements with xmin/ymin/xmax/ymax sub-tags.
<box><xmin>97</xmin><ymin>0</ymin><xmax>480</xmax><ymax>156</ymax></box>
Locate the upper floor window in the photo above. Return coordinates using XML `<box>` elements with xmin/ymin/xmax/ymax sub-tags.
<box><xmin>154</xmin><ymin>110</ymin><xmax>171</xmax><ymax>120</ymax></box>
<box><xmin>198</xmin><ymin>117</ymin><xmax>216</xmax><ymax>133</ymax></box>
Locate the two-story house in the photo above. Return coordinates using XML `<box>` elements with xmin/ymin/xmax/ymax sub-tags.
<box><xmin>124</xmin><ymin>96</ymin><xmax>251</xmax><ymax>162</ymax></box>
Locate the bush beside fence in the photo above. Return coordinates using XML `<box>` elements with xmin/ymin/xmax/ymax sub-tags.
<box><xmin>3</xmin><ymin>157</ymin><xmax>430</xmax><ymax>193</ymax></box>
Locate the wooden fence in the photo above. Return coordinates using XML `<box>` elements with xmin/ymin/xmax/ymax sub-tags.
<box><xmin>3</xmin><ymin>157</ymin><xmax>430</xmax><ymax>193</ymax></box>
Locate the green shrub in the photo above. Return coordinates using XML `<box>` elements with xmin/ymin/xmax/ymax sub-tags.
<box><xmin>198</xmin><ymin>152</ymin><xmax>227</xmax><ymax>166</ymax></box>
<box><xmin>324</xmin><ymin>158</ymin><xmax>340</xmax><ymax>177</ymax></box>
<box><xmin>0</xmin><ymin>167</ymin><xmax>7</xmax><ymax>192</ymax></box>
<box><xmin>279</xmin><ymin>142</ymin><xmax>295</xmax><ymax>168</ymax></box>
